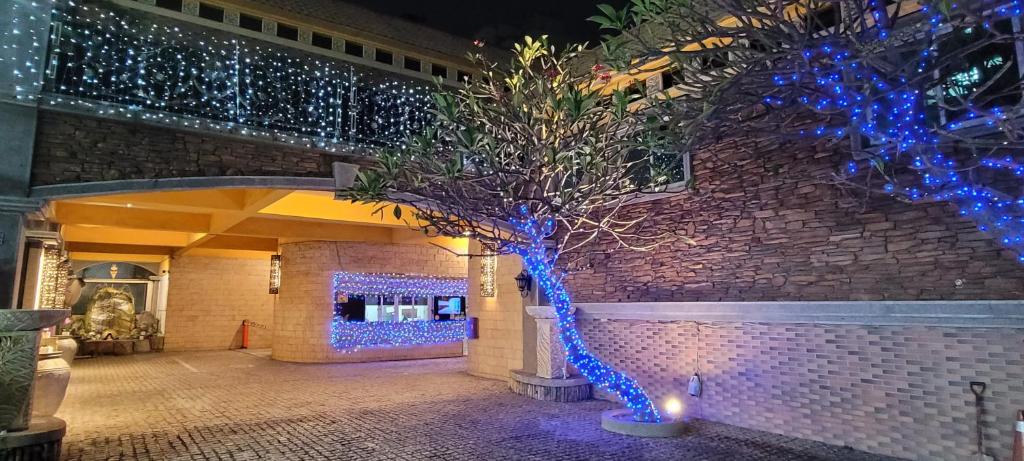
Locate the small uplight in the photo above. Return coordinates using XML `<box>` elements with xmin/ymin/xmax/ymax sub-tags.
<box><xmin>125</xmin><ymin>203</ymin><xmax>133</xmax><ymax>208</ymax></box>
<box><xmin>664</xmin><ymin>397</ymin><xmax>683</xmax><ymax>418</ymax></box>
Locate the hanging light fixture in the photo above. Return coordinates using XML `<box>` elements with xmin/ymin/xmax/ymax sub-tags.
<box><xmin>269</xmin><ymin>255</ymin><xmax>282</xmax><ymax>294</ymax></box>
<box><xmin>480</xmin><ymin>247</ymin><xmax>497</xmax><ymax>298</ymax></box>
<box><xmin>514</xmin><ymin>270</ymin><xmax>532</xmax><ymax>298</ymax></box>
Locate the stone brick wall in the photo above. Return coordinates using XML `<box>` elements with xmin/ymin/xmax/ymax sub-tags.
<box><xmin>466</xmin><ymin>240</ymin><xmax>526</xmax><ymax>380</ymax></box>
<box><xmin>273</xmin><ymin>240</ymin><xmax>467</xmax><ymax>363</ymax></box>
<box><xmin>30</xmin><ymin>110</ymin><xmax>373</xmax><ymax>186</ymax></box>
<box><xmin>579</xmin><ymin>318</ymin><xmax>1024</xmax><ymax>461</ymax></box>
<box><xmin>164</xmin><ymin>254</ymin><xmax>275</xmax><ymax>351</ymax></box>
<box><xmin>566</xmin><ymin>138</ymin><xmax>1024</xmax><ymax>302</ymax></box>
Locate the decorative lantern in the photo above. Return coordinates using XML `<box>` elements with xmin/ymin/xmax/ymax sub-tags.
<box><xmin>269</xmin><ymin>255</ymin><xmax>282</xmax><ymax>294</ymax></box>
<box><xmin>480</xmin><ymin>249</ymin><xmax>497</xmax><ymax>298</ymax></box>
<box><xmin>514</xmin><ymin>270</ymin><xmax>532</xmax><ymax>298</ymax></box>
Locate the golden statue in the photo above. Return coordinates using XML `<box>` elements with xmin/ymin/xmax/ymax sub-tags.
<box><xmin>83</xmin><ymin>287</ymin><xmax>136</xmax><ymax>339</ymax></box>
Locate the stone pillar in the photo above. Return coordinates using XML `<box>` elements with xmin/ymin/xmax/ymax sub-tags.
<box><xmin>525</xmin><ymin>305</ymin><xmax>573</xmax><ymax>379</ymax></box>
<box><xmin>0</xmin><ymin>1</ymin><xmax>54</xmax><ymax>309</ymax></box>
<box><xmin>0</xmin><ymin>199</ymin><xmax>44</xmax><ymax>308</ymax></box>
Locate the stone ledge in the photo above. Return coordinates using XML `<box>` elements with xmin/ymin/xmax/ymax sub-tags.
<box><xmin>508</xmin><ymin>370</ymin><xmax>591</xmax><ymax>402</ymax></box>
<box><xmin>575</xmin><ymin>301</ymin><xmax>1024</xmax><ymax>328</ymax></box>
<box><xmin>0</xmin><ymin>416</ymin><xmax>66</xmax><ymax>461</ymax></box>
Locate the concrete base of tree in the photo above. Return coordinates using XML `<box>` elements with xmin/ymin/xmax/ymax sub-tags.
<box><xmin>600</xmin><ymin>409</ymin><xmax>688</xmax><ymax>438</ymax></box>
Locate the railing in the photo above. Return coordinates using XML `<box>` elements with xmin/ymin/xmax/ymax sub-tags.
<box><xmin>41</xmin><ymin>1</ymin><xmax>433</xmax><ymax>150</ymax></box>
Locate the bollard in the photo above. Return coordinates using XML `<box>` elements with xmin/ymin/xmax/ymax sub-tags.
<box><xmin>241</xmin><ymin>320</ymin><xmax>249</xmax><ymax>349</ymax></box>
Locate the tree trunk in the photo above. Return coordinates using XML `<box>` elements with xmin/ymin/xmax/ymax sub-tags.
<box><xmin>516</xmin><ymin>236</ymin><xmax>661</xmax><ymax>422</ymax></box>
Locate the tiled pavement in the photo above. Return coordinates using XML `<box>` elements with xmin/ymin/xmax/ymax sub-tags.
<box><xmin>57</xmin><ymin>351</ymin><xmax>899</xmax><ymax>460</ymax></box>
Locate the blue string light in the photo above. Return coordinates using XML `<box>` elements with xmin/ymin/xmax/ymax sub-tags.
<box><xmin>330</xmin><ymin>272</ymin><xmax>467</xmax><ymax>352</ymax></box>
<box><xmin>768</xmin><ymin>3</ymin><xmax>1024</xmax><ymax>262</ymax></box>
<box><xmin>330</xmin><ymin>319</ymin><xmax>466</xmax><ymax>352</ymax></box>
<box><xmin>510</xmin><ymin>205</ymin><xmax>661</xmax><ymax>423</ymax></box>
<box><xmin>24</xmin><ymin>1</ymin><xmax>433</xmax><ymax>151</ymax></box>
<box><xmin>332</xmin><ymin>272</ymin><xmax>467</xmax><ymax>297</ymax></box>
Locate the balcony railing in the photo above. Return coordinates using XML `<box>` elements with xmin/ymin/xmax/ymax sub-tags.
<box><xmin>41</xmin><ymin>1</ymin><xmax>434</xmax><ymax>150</ymax></box>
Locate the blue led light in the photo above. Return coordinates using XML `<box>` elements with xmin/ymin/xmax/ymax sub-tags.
<box><xmin>773</xmin><ymin>3</ymin><xmax>1024</xmax><ymax>262</ymax></box>
<box><xmin>330</xmin><ymin>319</ymin><xmax>466</xmax><ymax>352</ymax></box>
<box><xmin>332</xmin><ymin>272</ymin><xmax>468</xmax><ymax>297</ymax></box>
<box><xmin>510</xmin><ymin>208</ymin><xmax>661</xmax><ymax>422</ymax></box>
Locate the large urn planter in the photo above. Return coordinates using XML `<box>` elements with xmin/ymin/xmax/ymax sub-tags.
<box><xmin>0</xmin><ymin>309</ymin><xmax>70</xmax><ymax>432</ymax></box>
<box><xmin>31</xmin><ymin>350</ymin><xmax>71</xmax><ymax>418</ymax></box>
<box><xmin>54</xmin><ymin>335</ymin><xmax>78</xmax><ymax>365</ymax></box>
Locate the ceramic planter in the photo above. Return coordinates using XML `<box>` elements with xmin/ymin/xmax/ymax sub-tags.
<box><xmin>0</xmin><ymin>309</ymin><xmax>69</xmax><ymax>432</ymax></box>
<box><xmin>54</xmin><ymin>334</ymin><xmax>78</xmax><ymax>365</ymax></box>
<box><xmin>31</xmin><ymin>349</ymin><xmax>70</xmax><ymax>418</ymax></box>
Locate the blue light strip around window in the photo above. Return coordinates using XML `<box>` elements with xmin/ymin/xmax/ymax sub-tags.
<box><xmin>332</xmin><ymin>272</ymin><xmax>467</xmax><ymax>297</ymax></box>
<box><xmin>330</xmin><ymin>319</ymin><xmax>466</xmax><ymax>352</ymax></box>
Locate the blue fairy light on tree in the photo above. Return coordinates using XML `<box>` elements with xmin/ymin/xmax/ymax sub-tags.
<box><xmin>596</xmin><ymin>0</ymin><xmax>1024</xmax><ymax>261</ymax></box>
<box><xmin>342</xmin><ymin>36</ymin><xmax>690</xmax><ymax>423</ymax></box>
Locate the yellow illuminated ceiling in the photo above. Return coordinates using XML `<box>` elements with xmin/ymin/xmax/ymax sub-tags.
<box><xmin>53</xmin><ymin>188</ymin><xmax>467</xmax><ymax>262</ymax></box>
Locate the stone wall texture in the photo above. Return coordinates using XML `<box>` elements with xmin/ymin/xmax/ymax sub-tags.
<box><xmin>565</xmin><ymin>138</ymin><xmax>1024</xmax><ymax>302</ymax></box>
<box><xmin>579</xmin><ymin>318</ymin><xmax>1024</xmax><ymax>461</ymax></box>
<box><xmin>273</xmin><ymin>240</ymin><xmax>467</xmax><ymax>363</ymax></box>
<box><xmin>164</xmin><ymin>255</ymin><xmax>275</xmax><ymax>351</ymax></box>
<box><xmin>30</xmin><ymin>110</ymin><xmax>373</xmax><ymax>186</ymax></box>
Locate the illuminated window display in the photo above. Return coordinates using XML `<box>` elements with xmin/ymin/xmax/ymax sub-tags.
<box><xmin>330</xmin><ymin>272</ymin><xmax>467</xmax><ymax>352</ymax></box>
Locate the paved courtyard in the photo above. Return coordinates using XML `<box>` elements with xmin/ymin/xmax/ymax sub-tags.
<box><xmin>57</xmin><ymin>351</ymin><xmax>897</xmax><ymax>460</ymax></box>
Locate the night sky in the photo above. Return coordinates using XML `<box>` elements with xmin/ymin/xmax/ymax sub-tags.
<box><xmin>341</xmin><ymin>0</ymin><xmax>628</xmax><ymax>50</ymax></box>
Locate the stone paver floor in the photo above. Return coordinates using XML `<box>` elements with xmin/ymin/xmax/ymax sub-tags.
<box><xmin>57</xmin><ymin>351</ymin><xmax>898</xmax><ymax>460</ymax></box>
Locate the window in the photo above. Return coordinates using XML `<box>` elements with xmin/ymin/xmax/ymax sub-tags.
<box><xmin>375</xmin><ymin>49</ymin><xmax>394</xmax><ymax>65</ymax></box>
<box><xmin>457</xmin><ymin>70</ymin><xmax>472</xmax><ymax>83</ymax></box>
<box><xmin>197</xmin><ymin>3</ymin><xmax>224</xmax><ymax>22</ymax></box>
<box><xmin>807</xmin><ymin>3</ymin><xmax>841</xmax><ymax>35</ymax></box>
<box><xmin>404</xmin><ymin>56</ymin><xmax>421</xmax><ymax>72</ymax></box>
<box><xmin>623</xmin><ymin>80</ymin><xmax>647</xmax><ymax>101</ymax></box>
<box><xmin>925</xmin><ymin>18</ymin><xmax>1023</xmax><ymax>126</ymax></box>
<box><xmin>239</xmin><ymin>13</ymin><xmax>262</xmax><ymax>32</ymax></box>
<box><xmin>311</xmin><ymin>32</ymin><xmax>333</xmax><ymax>50</ymax></box>
<box><xmin>344</xmin><ymin>41</ymin><xmax>364</xmax><ymax>57</ymax></box>
<box><xmin>660</xmin><ymin>70</ymin><xmax>677</xmax><ymax>90</ymax></box>
<box><xmin>155</xmin><ymin>0</ymin><xmax>183</xmax><ymax>11</ymax></box>
<box><xmin>276</xmin><ymin>23</ymin><xmax>298</xmax><ymax>41</ymax></box>
<box><xmin>431</xmin><ymin>64</ymin><xmax>449</xmax><ymax>79</ymax></box>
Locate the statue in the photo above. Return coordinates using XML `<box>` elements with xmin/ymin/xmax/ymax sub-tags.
<box><xmin>82</xmin><ymin>287</ymin><xmax>136</xmax><ymax>339</ymax></box>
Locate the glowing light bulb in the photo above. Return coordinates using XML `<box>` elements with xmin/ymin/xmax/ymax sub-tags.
<box><xmin>663</xmin><ymin>397</ymin><xmax>683</xmax><ymax>418</ymax></box>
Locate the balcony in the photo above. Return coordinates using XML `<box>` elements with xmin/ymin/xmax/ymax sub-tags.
<box><xmin>35</xmin><ymin>1</ymin><xmax>434</xmax><ymax>151</ymax></box>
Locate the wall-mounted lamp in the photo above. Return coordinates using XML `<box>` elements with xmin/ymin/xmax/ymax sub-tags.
<box><xmin>480</xmin><ymin>249</ymin><xmax>497</xmax><ymax>298</ymax></box>
<box><xmin>514</xmin><ymin>270</ymin><xmax>532</xmax><ymax>298</ymax></box>
<box><xmin>269</xmin><ymin>254</ymin><xmax>282</xmax><ymax>294</ymax></box>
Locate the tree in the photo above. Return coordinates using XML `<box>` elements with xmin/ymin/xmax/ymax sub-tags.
<box><xmin>594</xmin><ymin>0</ymin><xmax>1024</xmax><ymax>259</ymax></box>
<box><xmin>341</xmin><ymin>36</ymin><xmax>686</xmax><ymax>422</ymax></box>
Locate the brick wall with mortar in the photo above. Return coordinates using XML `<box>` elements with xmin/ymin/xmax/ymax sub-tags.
<box><xmin>466</xmin><ymin>240</ymin><xmax>526</xmax><ymax>380</ymax></box>
<box><xmin>164</xmin><ymin>254</ymin><xmax>275</xmax><ymax>351</ymax></box>
<box><xmin>555</xmin><ymin>138</ymin><xmax>1024</xmax><ymax>460</ymax></box>
<box><xmin>273</xmin><ymin>240</ymin><xmax>467</xmax><ymax>363</ymax></box>
<box><xmin>578</xmin><ymin>319</ymin><xmax>1024</xmax><ymax>461</ymax></box>
<box><xmin>30</xmin><ymin>110</ymin><xmax>373</xmax><ymax>186</ymax></box>
<box><xmin>565</xmin><ymin>138</ymin><xmax>1024</xmax><ymax>302</ymax></box>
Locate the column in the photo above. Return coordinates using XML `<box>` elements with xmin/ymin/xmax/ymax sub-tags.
<box><xmin>525</xmin><ymin>305</ymin><xmax>573</xmax><ymax>379</ymax></box>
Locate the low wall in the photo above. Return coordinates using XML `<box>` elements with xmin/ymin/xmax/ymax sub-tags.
<box><xmin>576</xmin><ymin>301</ymin><xmax>1024</xmax><ymax>461</ymax></box>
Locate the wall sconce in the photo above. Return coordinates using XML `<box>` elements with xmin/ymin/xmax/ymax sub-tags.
<box><xmin>480</xmin><ymin>249</ymin><xmax>497</xmax><ymax>298</ymax></box>
<box><xmin>269</xmin><ymin>254</ymin><xmax>282</xmax><ymax>294</ymax></box>
<box><xmin>514</xmin><ymin>270</ymin><xmax>532</xmax><ymax>298</ymax></box>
